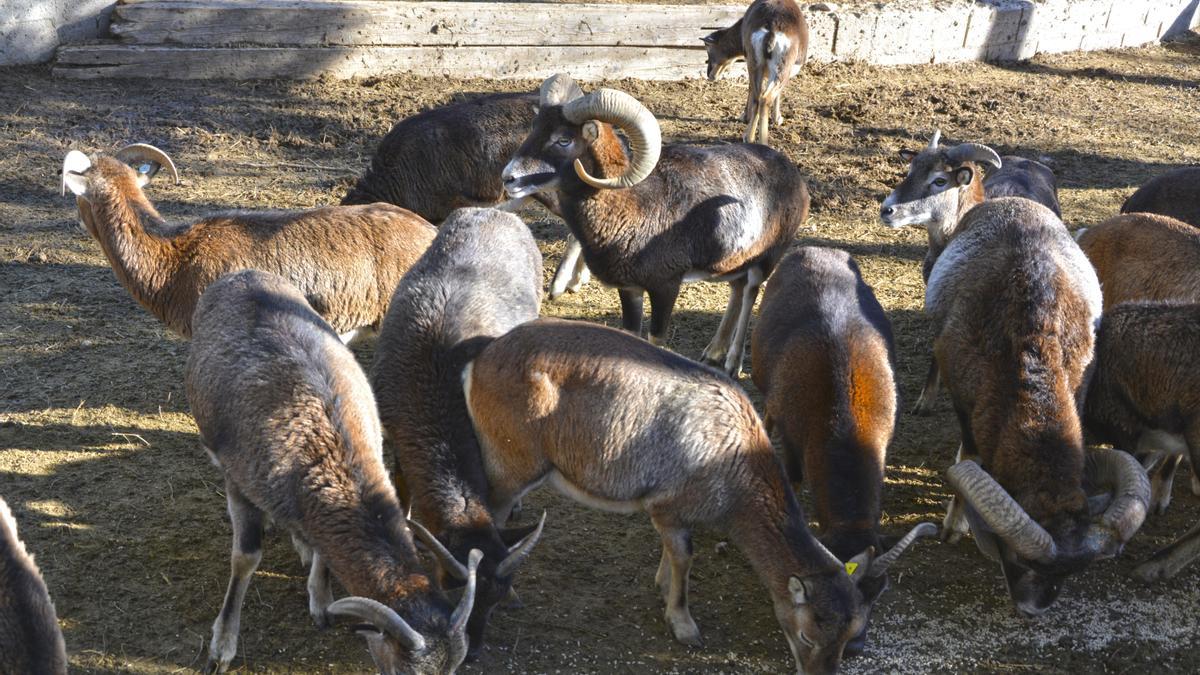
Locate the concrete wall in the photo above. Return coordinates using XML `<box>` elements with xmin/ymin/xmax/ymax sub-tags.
<box><xmin>1</xmin><ymin>0</ymin><xmax>114</xmax><ymax>66</ymax></box>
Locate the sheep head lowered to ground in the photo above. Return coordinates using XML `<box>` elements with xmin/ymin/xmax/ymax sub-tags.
<box><xmin>186</xmin><ymin>270</ymin><xmax>478</xmax><ymax>674</ymax></box>
<box><xmin>750</xmin><ymin>246</ymin><xmax>936</xmax><ymax>657</ymax></box>
<box><xmin>502</xmin><ymin>74</ymin><xmax>809</xmax><ymax>376</ymax></box>
<box><xmin>62</xmin><ymin>143</ymin><xmax>435</xmax><ymax>340</ymax></box>
<box><xmin>372</xmin><ymin>208</ymin><xmax>547</xmax><ymax>658</ymax></box>
<box><xmin>928</xmin><ymin>197</ymin><xmax>1149</xmax><ymax>616</ymax></box>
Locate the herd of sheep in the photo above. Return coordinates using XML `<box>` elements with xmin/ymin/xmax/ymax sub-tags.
<box><xmin>3</xmin><ymin>0</ymin><xmax>1200</xmax><ymax>672</ymax></box>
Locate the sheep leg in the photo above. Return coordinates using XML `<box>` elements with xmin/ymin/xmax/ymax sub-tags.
<box><xmin>207</xmin><ymin>483</ymin><xmax>264</xmax><ymax>674</ymax></box>
<box><xmin>550</xmin><ymin>236</ymin><xmax>589</xmax><ymax>300</ymax></box>
<box><xmin>307</xmin><ymin>550</ymin><xmax>334</xmax><ymax>629</ymax></box>
<box><xmin>652</xmin><ymin>517</ymin><xmax>701</xmax><ymax>647</ymax></box>
<box><xmin>290</xmin><ymin>531</ymin><xmax>313</xmax><ymax>568</ymax></box>
<box><xmin>722</xmin><ymin>267</ymin><xmax>763</xmax><ymax>378</ymax></box>
<box><xmin>942</xmin><ymin>443</ymin><xmax>971</xmax><ymax>544</ymax></box>
<box><xmin>743</xmin><ymin>64</ymin><xmax>762</xmax><ymax>143</ymax></box>
<box><xmin>912</xmin><ymin>356</ymin><xmax>941</xmax><ymax>415</ymax></box>
<box><xmin>647</xmin><ymin>284</ymin><xmax>681</xmax><ymax>347</ymax></box>
<box><xmin>772</xmin><ymin>89</ymin><xmax>784</xmax><ymax>125</ymax></box>
<box><xmin>1133</xmin><ymin>520</ymin><xmax>1200</xmax><ymax>582</ymax></box>
<box><xmin>701</xmin><ymin>276</ymin><xmax>746</xmax><ymax>368</ymax></box>
<box><xmin>1136</xmin><ymin>430</ymin><xmax>1189</xmax><ymax>515</ymax></box>
<box><xmin>618</xmin><ymin>289</ymin><xmax>645</xmax><ymax>337</ymax></box>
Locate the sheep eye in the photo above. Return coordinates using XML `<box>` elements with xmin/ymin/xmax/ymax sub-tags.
<box><xmin>933</xmin><ymin>177</ymin><xmax>948</xmax><ymax>187</ymax></box>
<box><xmin>554</xmin><ymin>136</ymin><xmax>572</xmax><ymax>147</ymax></box>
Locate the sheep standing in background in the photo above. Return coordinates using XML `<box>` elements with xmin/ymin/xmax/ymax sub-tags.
<box><xmin>186</xmin><ymin>270</ymin><xmax>478</xmax><ymax>674</ymax></box>
<box><xmin>881</xmin><ymin>131</ymin><xmax>1061</xmax><ymax>415</ymax></box>
<box><xmin>342</xmin><ymin>92</ymin><xmax>560</xmax><ymax>222</ymax></box>
<box><xmin>0</xmin><ymin>496</ymin><xmax>67</xmax><ymax>675</ymax></box>
<box><xmin>1121</xmin><ymin>166</ymin><xmax>1200</xmax><ymax>227</ymax></box>
<box><xmin>703</xmin><ymin>0</ymin><xmax>809</xmax><ymax>145</ymax></box>
<box><xmin>62</xmin><ymin>144</ymin><xmax>435</xmax><ymax>341</ymax></box>
<box><xmin>751</xmin><ymin>246</ymin><xmax>935</xmax><ymax>657</ymax></box>
<box><xmin>372</xmin><ymin>208</ymin><xmax>546</xmax><ymax>659</ymax></box>
<box><xmin>503</xmin><ymin>75</ymin><xmax>809</xmax><ymax>376</ymax></box>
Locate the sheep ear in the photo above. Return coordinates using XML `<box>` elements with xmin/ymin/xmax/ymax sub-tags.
<box><xmin>581</xmin><ymin>120</ymin><xmax>601</xmax><ymax>144</ymax></box>
<box><xmin>954</xmin><ymin>166</ymin><xmax>974</xmax><ymax>186</ymax></box>
<box><xmin>788</xmin><ymin>575</ymin><xmax>809</xmax><ymax>605</ymax></box>
<box><xmin>62</xmin><ymin>150</ymin><xmax>92</xmax><ymax>197</ymax></box>
<box><xmin>898</xmin><ymin>149</ymin><xmax>918</xmax><ymax>162</ymax></box>
<box><xmin>701</xmin><ymin>32</ymin><xmax>719</xmax><ymax>45</ymax></box>
<box><xmin>134</xmin><ymin>162</ymin><xmax>164</xmax><ymax>187</ymax></box>
<box><xmin>63</xmin><ymin>171</ymin><xmax>89</xmax><ymax>197</ymax></box>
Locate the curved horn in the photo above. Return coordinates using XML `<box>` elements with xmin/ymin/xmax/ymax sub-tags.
<box><xmin>407</xmin><ymin>518</ymin><xmax>470</xmax><ymax>583</ymax></box>
<box><xmin>495</xmin><ymin>511</ymin><xmax>546</xmax><ymax>578</ymax></box>
<box><xmin>450</xmin><ymin>549</ymin><xmax>483</xmax><ymax>637</ymax></box>
<box><xmin>1083</xmin><ymin>448</ymin><xmax>1150</xmax><ymax>556</ymax></box>
<box><xmin>944</xmin><ymin>142</ymin><xmax>1002</xmax><ymax>170</ymax></box>
<box><xmin>946</xmin><ymin>460</ymin><xmax>1057</xmax><ymax>563</ymax></box>
<box><xmin>114</xmin><ymin>143</ymin><xmax>180</xmax><ymax>185</ymax></box>
<box><xmin>562</xmin><ymin>88</ymin><xmax>662</xmax><ymax>190</ymax></box>
<box><xmin>868</xmin><ymin>522</ymin><xmax>938</xmax><ymax>578</ymax></box>
<box><xmin>539</xmin><ymin>73</ymin><xmax>583</xmax><ymax>107</ymax></box>
<box><xmin>62</xmin><ymin>150</ymin><xmax>92</xmax><ymax>196</ymax></box>
<box><xmin>927</xmin><ymin>129</ymin><xmax>942</xmax><ymax>150</ymax></box>
<box><xmin>327</xmin><ymin>596</ymin><xmax>426</xmax><ymax>652</ymax></box>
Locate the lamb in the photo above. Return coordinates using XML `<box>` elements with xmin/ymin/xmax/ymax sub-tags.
<box><xmin>1083</xmin><ymin>301</ymin><xmax>1200</xmax><ymax>581</ymax></box>
<box><xmin>62</xmin><ymin>143</ymin><xmax>435</xmax><ymax>340</ymax></box>
<box><xmin>0</xmin><ymin>496</ymin><xmax>68</xmax><ymax>675</ymax></box>
<box><xmin>502</xmin><ymin>74</ymin><xmax>809</xmax><ymax>376</ymax></box>
<box><xmin>880</xmin><ymin>130</ymin><xmax>1061</xmax><ymax>415</ymax></box>
<box><xmin>185</xmin><ymin>269</ymin><xmax>478</xmax><ymax>674</ymax></box>
<box><xmin>1121</xmin><ymin>166</ymin><xmax>1200</xmax><ymax>227</ymax></box>
<box><xmin>750</xmin><ymin>246</ymin><xmax>934</xmax><ymax>656</ymax></box>
<box><xmin>927</xmin><ymin>197</ymin><xmax>1148</xmax><ymax>616</ymax></box>
<box><xmin>462</xmin><ymin>317</ymin><xmax>907</xmax><ymax>674</ymax></box>
<box><xmin>702</xmin><ymin>0</ymin><xmax>809</xmax><ymax>145</ymax></box>
<box><xmin>371</xmin><ymin>208</ymin><xmax>546</xmax><ymax>659</ymax></box>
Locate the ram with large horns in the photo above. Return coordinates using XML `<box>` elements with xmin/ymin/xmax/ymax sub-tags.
<box><xmin>925</xmin><ymin>197</ymin><xmax>1149</xmax><ymax>616</ymax></box>
<box><xmin>879</xmin><ymin>131</ymin><xmax>1062</xmax><ymax>414</ymax></box>
<box><xmin>502</xmin><ymin>74</ymin><xmax>810</xmax><ymax>376</ymax></box>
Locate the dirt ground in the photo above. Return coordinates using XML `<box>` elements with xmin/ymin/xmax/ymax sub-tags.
<box><xmin>2</xmin><ymin>36</ymin><xmax>1199</xmax><ymax>674</ymax></box>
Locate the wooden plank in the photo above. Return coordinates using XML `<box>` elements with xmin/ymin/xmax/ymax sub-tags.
<box><xmin>54</xmin><ymin>44</ymin><xmax>749</xmax><ymax>80</ymax></box>
<box><xmin>109</xmin><ymin>0</ymin><xmax>748</xmax><ymax>47</ymax></box>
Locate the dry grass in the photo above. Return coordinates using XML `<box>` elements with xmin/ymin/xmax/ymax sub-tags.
<box><xmin>2</xmin><ymin>36</ymin><xmax>1200</xmax><ymax>673</ymax></box>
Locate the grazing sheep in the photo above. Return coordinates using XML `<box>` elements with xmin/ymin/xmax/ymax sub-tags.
<box><xmin>62</xmin><ymin>143</ymin><xmax>435</xmax><ymax>340</ymax></box>
<box><xmin>751</xmin><ymin>246</ymin><xmax>934</xmax><ymax>657</ymax></box>
<box><xmin>929</xmin><ymin>198</ymin><xmax>1148</xmax><ymax>616</ymax></box>
<box><xmin>702</xmin><ymin>0</ymin><xmax>809</xmax><ymax>145</ymax></box>
<box><xmin>372</xmin><ymin>207</ymin><xmax>546</xmax><ymax>659</ymax></box>
<box><xmin>186</xmin><ymin>269</ymin><xmax>478</xmax><ymax>674</ymax></box>
<box><xmin>464</xmin><ymin>318</ymin><xmax>893</xmax><ymax>674</ymax></box>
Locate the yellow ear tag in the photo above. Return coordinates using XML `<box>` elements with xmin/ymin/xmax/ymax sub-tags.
<box><xmin>845</xmin><ymin>562</ymin><xmax>859</xmax><ymax>576</ymax></box>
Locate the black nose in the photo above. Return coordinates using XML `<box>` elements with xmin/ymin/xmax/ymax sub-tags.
<box><xmin>880</xmin><ymin>206</ymin><xmax>894</xmax><ymax>217</ymax></box>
